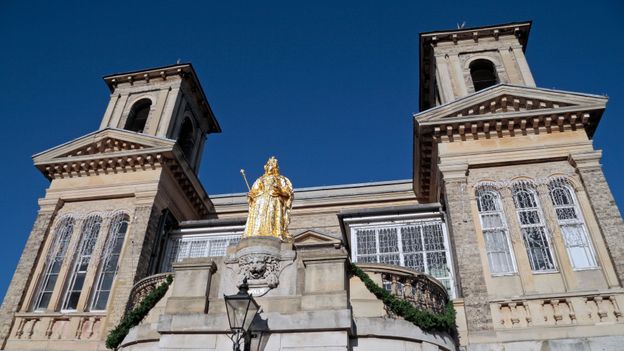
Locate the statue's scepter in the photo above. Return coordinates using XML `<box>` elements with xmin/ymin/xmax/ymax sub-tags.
<box><xmin>240</xmin><ymin>169</ymin><xmax>251</xmax><ymax>191</ymax></box>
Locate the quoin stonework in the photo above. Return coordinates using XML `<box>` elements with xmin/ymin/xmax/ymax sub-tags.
<box><xmin>1</xmin><ymin>21</ymin><xmax>623</xmax><ymax>351</ymax></box>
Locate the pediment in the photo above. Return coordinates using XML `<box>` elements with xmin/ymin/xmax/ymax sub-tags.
<box><xmin>293</xmin><ymin>230</ymin><xmax>342</xmax><ymax>248</ymax></box>
<box><xmin>415</xmin><ymin>84</ymin><xmax>607</xmax><ymax>124</ymax></box>
<box><xmin>33</xmin><ymin>128</ymin><xmax>176</xmax><ymax>165</ymax></box>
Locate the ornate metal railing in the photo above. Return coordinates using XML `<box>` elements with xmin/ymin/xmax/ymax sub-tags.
<box><xmin>357</xmin><ymin>264</ymin><xmax>449</xmax><ymax>315</ymax></box>
<box><xmin>127</xmin><ymin>272</ymin><xmax>173</xmax><ymax>311</ymax></box>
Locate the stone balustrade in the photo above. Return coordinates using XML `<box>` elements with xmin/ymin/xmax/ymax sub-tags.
<box><xmin>356</xmin><ymin>263</ymin><xmax>449</xmax><ymax>315</ymax></box>
<box><xmin>127</xmin><ymin>272</ymin><xmax>173</xmax><ymax>311</ymax></box>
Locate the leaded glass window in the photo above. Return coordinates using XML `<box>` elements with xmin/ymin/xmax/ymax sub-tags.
<box><xmin>32</xmin><ymin>216</ymin><xmax>75</xmax><ymax>311</ymax></box>
<box><xmin>548</xmin><ymin>178</ymin><xmax>597</xmax><ymax>269</ymax></box>
<box><xmin>512</xmin><ymin>182</ymin><xmax>556</xmax><ymax>272</ymax></box>
<box><xmin>90</xmin><ymin>213</ymin><xmax>129</xmax><ymax>311</ymax></box>
<box><xmin>62</xmin><ymin>215</ymin><xmax>102</xmax><ymax>311</ymax></box>
<box><xmin>351</xmin><ymin>221</ymin><xmax>454</xmax><ymax>296</ymax></box>
<box><xmin>476</xmin><ymin>186</ymin><xmax>516</xmax><ymax>275</ymax></box>
<box><xmin>162</xmin><ymin>234</ymin><xmax>241</xmax><ymax>272</ymax></box>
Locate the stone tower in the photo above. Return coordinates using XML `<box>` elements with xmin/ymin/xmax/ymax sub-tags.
<box><xmin>414</xmin><ymin>22</ymin><xmax>624</xmax><ymax>349</ymax></box>
<box><xmin>0</xmin><ymin>64</ymin><xmax>221</xmax><ymax>349</ymax></box>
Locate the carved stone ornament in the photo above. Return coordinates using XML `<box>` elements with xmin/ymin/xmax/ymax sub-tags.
<box><xmin>237</xmin><ymin>254</ymin><xmax>280</xmax><ymax>289</ymax></box>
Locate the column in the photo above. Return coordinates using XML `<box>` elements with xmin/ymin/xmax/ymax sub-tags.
<box><xmin>439</xmin><ymin>163</ymin><xmax>492</xmax><ymax>332</ymax></box>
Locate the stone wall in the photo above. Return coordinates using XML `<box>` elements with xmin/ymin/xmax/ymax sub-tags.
<box><xmin>0</xmin><ymin>205</ymin><xmax>57</xmax><ymax>348</ymax></box>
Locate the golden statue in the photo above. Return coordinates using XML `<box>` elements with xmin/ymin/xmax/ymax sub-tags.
<box><xmin>243</xmin><ymin>157</ymin><xmax>294</xmax><ymax>241</ymax></box>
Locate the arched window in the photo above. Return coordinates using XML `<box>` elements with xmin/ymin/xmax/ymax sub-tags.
<box><xmin>476</xmin><ymin>186</ymin><xmax>516</xmax><ymax>274</ymax></box>
<box><xmin>32</xmin><ymin>216</ymin><xmax>75</xmax><ymax>311</ymax></box>
<box><xmin>62</xmin><ymin>215</ymin><xmax>102</xmax><ymax>311</ymax></box>
<box><xmin>178</xmin><ymin>118</ymin><xmax>196</xmax><ymax>162</ymax></box>
<box><xmin>90</xmin><ymin>212</ymin><xmax>129</xmax><ymax>311</ymax></box>
<box><xmin>512</xmin><ymin>182</ymin><xmax>556</xmax><ymax>272</ymax></box>
<box><xmin>548</xmin><ymin>178</ymin><xmax>597</xmax><ymax>269</ymax></box>
<box><xmin>470</xmin><ymin>59</ymin><xmax>499</xmax><ymax>92</ymax></box>
<box><xmin>124</xmin><ymin>99</ymin><xmax>151</xmax><ymax>133</ymax></box>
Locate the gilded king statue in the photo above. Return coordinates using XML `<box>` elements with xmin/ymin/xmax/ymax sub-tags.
<box><xmin>243</xmin><ymin>157</ymin><xmax>294</xmax><ymax>241</ymax></box>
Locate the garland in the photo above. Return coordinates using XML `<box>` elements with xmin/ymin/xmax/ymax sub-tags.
<box><xmin>106</xmin><ymin>275</ymin><xmax>173</xmax><ymax>349</ymax></box>
<box><xmin>350</xmin><ymin>263</ymin><xmax>455</xmax><ymax>332</ymax></box>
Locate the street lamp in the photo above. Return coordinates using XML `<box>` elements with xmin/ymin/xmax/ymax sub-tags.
<box><xmin>224</xmin><ymin>280</ymin><xmax>260</xmax><ymax>351</ymax></box>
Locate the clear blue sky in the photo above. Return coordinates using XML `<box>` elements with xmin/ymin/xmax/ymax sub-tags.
<box><xmin>1</xmin><ymin>0</ymin><xmax>622</xmax><ymax>302</ymax></box>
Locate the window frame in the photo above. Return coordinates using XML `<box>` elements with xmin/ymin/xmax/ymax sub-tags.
<box><xmin>161</xmin><ymin>232</ymin><xmax>242</xmax><ymax>272</ymax></box>
<box><xmin>31</xmin><ymin>216</ymin><xmax>76</xmax><ymax>312</ymax></box>
<box><xmin>61</xmin><ymin>214</ymin><xmax>103</xmax><ymax>312</ymax></box>
<box><xmin>548</xmin><ymin>178</ymin><xmax>598</xmax><ymax>271</ymax></box>
<box><xmin>89</xmin><ymin>212</ymin><xmax>130</xmax><ymax>312</ymax></box>
<box><xmin>511</xmin><ymin>182</ymin><xmax>558</xmax><ymax>273</ymax></box>
<box><xmin>475</xmin><ymin>186</ymin><xmax>518</xmax><ymax>276</ymax></box>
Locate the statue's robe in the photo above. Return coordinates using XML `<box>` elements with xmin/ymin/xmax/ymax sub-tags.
<box><xmin>243</xmin><ymin>173</ymin><xmax>293</xmax><ymax>240</ymax></box>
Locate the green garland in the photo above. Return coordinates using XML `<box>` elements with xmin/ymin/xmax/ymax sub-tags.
<box><xmin>350</xmin><ymin>263</ymin><xmax>455</xmax><ymax>332</ymax></box>
<box><xmin>106</xmin><ymin>275</ymin><xmax>173</xmax><ymax>349</ymax></box>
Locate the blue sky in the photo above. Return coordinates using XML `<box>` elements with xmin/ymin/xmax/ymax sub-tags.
<box><xmin>0</xmin><ymin>0</ymin><xmax>622</xmax><ymax>302</ymax></box>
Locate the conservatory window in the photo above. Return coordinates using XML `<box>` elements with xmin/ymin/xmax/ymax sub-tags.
<box><xmin>512</xmin><ymin>182</ymin><xmax>556</xmax><ymax>272</ymax></box>
<box><xmin>90</xmin><ymin>213</ymin><xmax>129</xmax><ymax>311</ymax></box>
<box><xmin>476</xmin><ymin>186</ymin><xmax>516</xmax><ymax>275</ymax></box>
<box><xmin>32</xmin><ymin>217</ymin><xmax>75</xmax><ymax>311</ymax></box>
<box><xmin>351</xmin><ymin>220</ymin><xmax>454</xmax><ymax>296</ymax></box>
<box><xmin>62</xmin><ymin>215</ymin><xmax>102</xmax><ymax>311</ymax></box>
<box><xmin>162</xmin><ymin>234</ymin><xmax>241</xmax><ymax>272</ymax></box>
<box><xmin>548</xmin><ymin>178</ymin><xmax>597</xmax><ymax>269</ymax></box>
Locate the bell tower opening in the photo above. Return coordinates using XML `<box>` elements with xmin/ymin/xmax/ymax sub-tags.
<box><xmin>124</xmin><ymin>98</ymin><xmax>151</xmax><ymax>133</ymax></box>
<box><xmin>178</xmin><ymin>117</ymin><xmax>196</xmax><ymax>163</ymax></box>
<box><xmin>470</xmin><ymin>59</ymin><xmax>499</xmax><ymax>92</ymax></box>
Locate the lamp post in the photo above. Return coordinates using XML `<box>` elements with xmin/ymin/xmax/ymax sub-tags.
<box><xmin>224</xmin><ymin>280</ymin><xmax>260</xmax><ymax>351</ymax></box>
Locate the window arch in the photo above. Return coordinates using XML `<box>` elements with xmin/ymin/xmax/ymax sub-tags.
<box><xmin>512</xmin><ymin>181</ymin><xmax>556</xmax><ymax>272</ymax></box>
<box><xmin>470</xmin><ymin>59</ymin><xmax>499</xmax><ymax>92</ymax></box>
<box><xmin>178</xmin><ymin>117</ymin><xmax>196</xmax><ymax>162</ymax></box>
<box><xmin>124</xmin><ymin>99</ymin><xmax>151</xmax><ymax>133</ymax></box>
<box><xmin>548</xmin><ymin>178</ymin><xmax>597</xmax><ymax>269</ymax></box>
<box><xmin>90</xmin><ymin>212</ymin><xmax>130</xmax><ymax>311</ymax></box>
<box><xmin>476</xmin><ymin>185</ymin><xmax>516</xmax><ymax>274</ymax></box>
<box><xmin>32</xmin><ymin>216</ymin><xmax>75</xmax><ymax>311</ymax></box>
<box><xmin>61</xmin><ymin>214</ymin><xmax>103</xmax><ymax>311</ymax></box>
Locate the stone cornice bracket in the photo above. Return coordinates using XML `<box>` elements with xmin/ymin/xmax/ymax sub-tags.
<box><xmin>438</xmin><ymin>163</ymin><xmax>469</xmax><ymax>181</ymax></box>
<box><xmin>569</xmin><ymin>151</ymin><xmax>602</xmax><ymax>171</ymax></box>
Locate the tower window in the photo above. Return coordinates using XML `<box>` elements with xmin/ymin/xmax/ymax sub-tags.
<box><xmin>178</xmin><ymin>118</ymin><xmax>196</xmax><ymax>162</ymax></box>
<box><xmin>124</xmin><ymin>99</ymin><xmax>151</xmax><ymax>133</ymax></box>
<box><xmin>470</xmin><ymin>59</ymin><xmax>499</xmax><ymax>92</ymax></box>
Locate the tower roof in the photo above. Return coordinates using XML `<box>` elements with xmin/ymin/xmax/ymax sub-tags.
<box><xmin>418</xmin><ymin>21</ymin><xmax>532</xmax><ymax>111</ymax></box>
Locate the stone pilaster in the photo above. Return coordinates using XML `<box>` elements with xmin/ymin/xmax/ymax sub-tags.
<box><xmin>439</xmin><ymin>163</ymin><xmax>492</xmax><ymax>332</ymax></box>
<box><xmin>103</xmin><ymin>201</ymin><xmax>163</xmax><ymax>331</ymax></box>
<box><xmin>0</xmin><ymin>199</ymin><xmax>59</xmax><ymax>348</ymax></box>
<box><xmin>570</xmin><ymin>152</ymin><xmax>624</xmax><ymax>286</ymax></box>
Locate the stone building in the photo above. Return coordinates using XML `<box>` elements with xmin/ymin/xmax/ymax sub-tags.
<box><xmin>1</xmin><ymin>21</ymin><xmax>623</xmax><ymax>351</ymax></box>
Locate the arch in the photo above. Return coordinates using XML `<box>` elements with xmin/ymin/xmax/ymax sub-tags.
<box><xmin>124</xmin><ymin>98</ymin><xmax>152</xmax><ymax>133</ymax></box>
<box><xmin>178</xmin><ymin>117</ymin><xmax>196</xmax><ymax>162</ymax></box>
<box><xmin>469</xmin><ymin>59</ymin><xmax>499</xmax><ymax>92</ymax></box>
